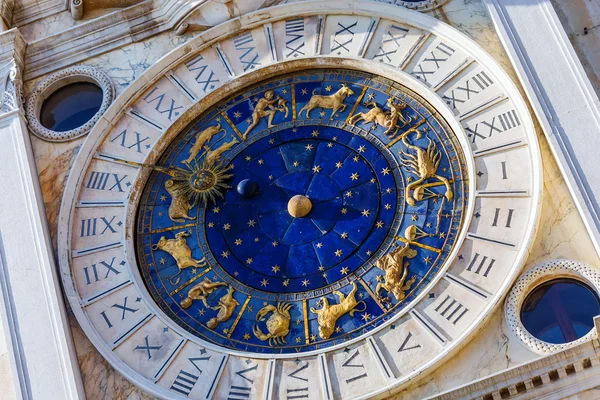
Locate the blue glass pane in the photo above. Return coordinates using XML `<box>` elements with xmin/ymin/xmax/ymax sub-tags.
<box><xmin>521</xmin><ymin>279</ymin><xmax>600</xmax><ymax>344</ymax></box>
<box><xmin>40</xmin><ymin>82</ymin><xmax>103</xmax><ymax>132</ymax></box>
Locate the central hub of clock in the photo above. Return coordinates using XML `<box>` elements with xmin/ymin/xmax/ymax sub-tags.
<box><xmin>288</xmin><ymin>194</ymin><xmax>312</xmax><ymax>218</ymax></box>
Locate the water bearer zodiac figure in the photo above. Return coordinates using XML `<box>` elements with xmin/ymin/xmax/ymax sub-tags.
<box><xmin>242</xmin><ymin>90</ymin><xmax>288</xmax><ymax>140</ymax></box>
<box><xmin>152</xmin><ymin>231</ymin><xmax>206</xmax><ymax>285</ymax></box>
<box><xmin>399</xmin><ymin>128</ymin><xmax>453</xmax><ymax>206</ymax></box>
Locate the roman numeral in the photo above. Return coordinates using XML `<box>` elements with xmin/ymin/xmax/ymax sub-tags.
<box><xmin>466</xmin><ymin>253</ymin><xmax>496</xmax><ymax>277</ymax></box>
<box><xmin>233</xmin><ymin>32</ymin><xmax>261</xmax><ymax>71</ymax></box>
<box><xmin>442</xmin><ymin>71</ymin><xmax>494</xmax><ymax>109</ymax></box>
<box><xmin>86</xmin><ymin>171</ymin><xmax>129</xmax><ymax>192</ymax></box>
<box><xmin>99</xmin><ymin>296</ymin><xmax>140</xmax><ymax>328</ymax></box>
<box><xmin>83</xmin><ymin>257</ymin><xmax>122</xmax><ymax>285</ymax></box>
<box><xmin>342</xmin><ymin>349</ymin><xmax>367</xmax><ymax>384</ymax></box>
<box><xmin>143</xmin><ymin>87</ymin><xmax>184</xmax><ymax>121</ymax></box>
<box><xmin>110</xmin><ymin>129</ymin><xmax>151</xmax><ymax>154</ymax></box>
<box><xmin>465</xmin><ymin>109</ymin><xmax>521</xmax><ymax>143</ymax></box>
<box><xmin>332</xmin><ymin>21</ymin><xmax>358</xmax><ymax>54</ymax></box>
<box><xmin>501</xmin><ymin>161</ymin><xmax>508</xmax><ymax>179</ymax></box>
<box><xmin>373</xmin><ymin>25</ymin><xmax>409</xmax><ymax>63</ymax></box>
<box><xmin>491</xmin><ymin>208</ymin><xmax>514</xmax><ymax>228</ymax></box>
<box><xmin>434</xmin><ymin>295</ymin><xmax>469</xmax><ymax>325</ymax></box>
<box><xmin>79</xmin><ymin>216</ymin><xmax>120</xmax><ymax>237</ymax></box>
<box><xmin>412</xmin><ymin>42</ymin><xmax>455</xmax><ymax>83</ymax></box>
<box><xmin>287</xmin><ymin>388</ymin><xmax>309</xmax><ymax>399</ymax></box>
<box><xmin>170</xmin><ymin>370</ymin><xmax>199</xmax><ymax>396</ymax></box>
<box><xmin>228</xmin><ymin>386</ymin><xmax>251</xmax><ymax>399</ymax></box>
<box><xmin>184</xmin><ymin>54</ymin><xmax>221</xmax><ymax>93</ymax></box>
<box><xmin>134</xmin><ymin>335</ymin><xmax>163</xmax><ymax>360</ymax></box>
<box><xmin>397</xmin><ymin>332</ymin><xmax>421</xmax><ymax>353</ymax></box>
<box><xmin>285</xmin><ymin>19</ymin><xmax>305</xmax><ymax>58</ymax></box>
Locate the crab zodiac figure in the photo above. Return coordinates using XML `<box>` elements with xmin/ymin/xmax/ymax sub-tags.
<box><xmin>375</xmin><ymin>226</ymin><xmax>419</xmax><ymax>301</ymax></box>
<box><xmin>242</xmin><ymin>90</ymin><xmax>288</xmax><ymax>140</ymax></box>
<box><xmin>399</xmin><ymin>128</ymin><xmax>453</xmax><ymax>206</ymax></box>
<box><xmin>152</xmin><ymin>231</ymin><xmax>206</xmax><ymax>284</ymax></box>
<box><xmin>253</xmin><ymin>302</ymin><xmax>292</xmax><ymax>346</ymax></box>
<box><xmin>299</xmin><ymin>83</ymin><xmax>355</xmax><ymax>119</ymax></box>
<box><xmin>310</xmin><ymin>282</ymin><xmax>366</xmax><ymax>339</ymax></box>
<box><xmin>349</xmin><ymin>97</ymin><xmax>412</xmax><ymax>136</ymax></box>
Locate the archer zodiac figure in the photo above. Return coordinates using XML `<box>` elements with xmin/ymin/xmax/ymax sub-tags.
<box><xmin>253</xmin><ymin>302</ymin><xmax>292</xmax><ymax>346</ymax></box>
<box><xmin>242</xmin><ymin>90</ymin><xmax>288</xmax><ymax>140</ymax></box>
<box><xmin>183</xmin><ymin>123</ymin><xmax>226</xmax><ymax>165</ymax></box>
<box><xmin>298</xmin><ymin>84</ymin><xmax>355</xmax><ymax>119</ymax></box>
<box><xmin>179</xmin><ymin>277</ymin><xmax>227</xmax><ymax>309</ymax></box>
<box><xmin>310</xmin><ymin>282</ymin><xmax>366</xmax><ymax>339</ymax></box>
<box><xmin>399</xmin><ymin>129</ymin><xmax>453</xmax><ymax>206</ymax></box>
<box><xmin>375</xmin><ymin>227</ymin><xmax>419</xmax><ymax>301</ymax></box>
<box><xmin>206</xmin><ymin>285</ymin><xmax>239</xmax><ymax>330</ymax></box>
<box><xmin>152</xmin><ymin>231</ymin><xmax>206</xmax><ymax>285</ymax></box>
<box><xmin>349</xmin><ymin>97</ymin><xmax>412</xmax><ymax>136</ymax></box>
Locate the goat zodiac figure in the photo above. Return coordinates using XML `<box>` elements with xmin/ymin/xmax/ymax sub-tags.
<box><xmin>299</xmin><ymin>84</ymin><xmax>355</xmax><ymax>119</ymax></box>
<box><xmin>399</xmin><ymin>128</ymin><xmax>453</xmax><ymax>206</ymax></box>
<box><xmin>349</xmin><ymin>97</ymin><xmax>412</xmax><ymax>136</ymax></box>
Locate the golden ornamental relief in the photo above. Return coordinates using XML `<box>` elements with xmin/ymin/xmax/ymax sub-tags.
<box><xmin>242</xmin><ymin>89</ymin><xmax>289</xmax><ymax>139</ymax></box>
<box><xmin>206</xmin><ymin>285</ymin><xmax>239</xmax><ymax>330</ymax></box>
<box><xmin>152</xmin><ymin>231</ymin><xmax>206</xmax><ymax>284</ymax></box>
<box><xmin>253</xmin><ymin>302</ymin><xmax>292</xmax><ymax>346</ymax></box>
<box><xmin>180</xmin><ymin>277</ymin><xmax>227</xmax><ymax>309</ymax></box>
<box><xmin>179</xmin><ymin>277</ymin><xmax>239</xmax><ymax>331</ymax></box>
<box><xmin>183</xmin><ymin>123</ymin><xmax>227</xmax><ymax>166</ymax></box>
<box><xmin>349</xmin><ymin>97</ymin><xmax>412</xmax><ymax>136</ymax></box>
<box><xmin>299</xmin><ymin>84</ymin><xmax>355</xmax><ymax>119</ymax></box>
<box><xmin>311</xmin><ymin>282</ymin><xmax>366</xmax><ymax>339</ymax></box>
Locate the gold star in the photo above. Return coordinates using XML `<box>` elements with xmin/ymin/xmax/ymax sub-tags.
<box><xmin>301</xmin><ymin>88</ymin><xmax>308</xmax><ymax>95</ymax></box>
<box><xmin>223</xmin><ymin>328</ymin><xmax>229</xmax><ymax>334</ymax></box>
<box><xmin>261</xmin><ymin>279</ymin><xmax>269</xmax><ymax>287</ymax></box>
<box><xmin>333</xmin><ymin>136</ymin><xmax>338</xmax><ymax>141</ymax></box>
<box><xmin>370</xmin><ymin>178</ymin><xmax>376</xmax><ymax>183</ymax></box>
<box><xmin>340</xmin><ymin>267</ymin><xmax>349</xmax><ymax>275</ymax></box>
<box><xmin>159</xmin><ymin>257</ymin><xmax>166</xmax><ymax>265</ymax></box>
<box><xmin>384</xmin><ymin>204</ymin><xmax>391</xmax><ymax>210</ymax></box>
<box><xmin>316</xmin><ymin>242</ymin><xmax>323</xmax><ymax>248</ymax></box>
<box><xmin>234</xmin><ymin>271</ymin><xmax>239</xmax><ymax>276</ymax></box>
<box><xmin>318</xmin><ymin>265</ymin><xmax>325</xmax><ymax>271</ymax></box>
<box><xmin>322</xmin><ymin>273</ymin><xmax>328</xmax><ymax>278</ymax></box>
<box><xmin>325</xmin><ymin>85</ymin><xmax>332</xmax><ymax>92</ymax></box>
<box><xmin>199</xmin><ymin>309</ymin><xmax>205</xmax><ymax>316</ymax></box>
<box><xmin>221</xmin><ymin>251</ymin><xmax>229</xmax><ymax>258</ymax></box>
<box><xmin>272</xmin><ymin>241</ymin><xmax>278</xmax><ymax>247</ymax></box>
<box><xmin>361</xmin><ymin>313</ymin><xmax>372</xmax><ymax>321</ymax></box>
<box><xmin>243</xmin><ymin>333</ymin><xmax>250</xmax><ymax>340</ymax></box>
<box><xmin>283</xmin><ymin>279</ymin><xmax>289</xmax><ymax>287</ymax></box>
<box><xmin>358</xmin><ymin>145</ymin><xmax>366</xmax><ymax>153</ymax></box>
<box><xmin>376</xmin><ymin>221</ymin><xmax>384</xmax><ymax>228</ymax></box>
<box><xmin>208</xmin><ymin>222</ymin><xmax>214</xmax><ymax>228</ymax></box>
<box><xmin>385</xmin><ymin>188</ymin><xmax>393</xmax><ymax>194</ymax></box>
<box><xmin>353</xmin><ymin>156</ymin><xmax>360</xmax><ymax>162</ymax></box>
<box><xmin>423</xmin><ymin>256</ymin><xmax>432</xmax><ymax>264</ymax></box>
<box><xmin>160</xmin><ymin>195</ymin><xmax>167</xmax><ymax>201</ymax></box>
<box><xmin>345</xmin><ymin>191</ymin><xmax>353</xmax><ymax>197</ymax></box>
<box><xmin>312</xmin><ymin>130</ymin><xmax>320</xmax><ymax>137</ymax></box>
<box><xmin>335</xmin><ymin>249</ymin><xmax>343</xmax><ymax>257</ymax></box>
<box><xmin>341</xmin><ymin>208</ymin><xmax>348</xmax><ymax>214</ymax></box>
<box><xmin>272</xmin><ymin>265</ymin><xmax>280</xmax><ymax>273</ymax></box>
<box><xmin>293</xmin><ymin>161</ymin><xmax>300</xmax><ymax>167</ymax></box>
<box><xmin>327</xmin><ymin>143</ymin><xmax>334</xmax><ymax>148</ymax></box>
<box><xmin>254</xmin><ymin>237</ymin><xmax>260</xmax><ymax>242</ymax></box>
<box><xmin>341</xmin><ymin>232</ymin><xmax>348</xmax><ymax>239</ymax></box>
<box><xmin>296</xmin><ymin>319</ymin><xmax>302</xmax><ymax>325</ymax></box>
<box><xmin>233</xmin><ymin>111</ymin><xmax>242</xmax><ymax>119</ymax></box>
<box><xmin>367</xmin><ymin>92</ymin><xmax>375</xmax><ymax>100</ymax></box>
<box><xmin>313</xmin><ymin>165</ymin><xmax>322</xmax><ymax>173</ymax></box>
<box><xmin>439</xmin><ymin>232</ymin><xmax>446</xmax><ymax>238</ymax></box>
<box><xmin>158</xmin><ymin>211</ymin><xmax>163</xmax><ymax>216</ymax></box>
<box><xmin>335</xmin><ymin>162</ymin><xmax>343</xmax><ymax>168</ymax></box>
<box><xmin>381</xmin><ymin>167</ymin><xmax>390</xmax><ymax>175</ymax></box>
<box><xmin>269</xmin><ymin>175</ymin><xmax>274</xmax><ymax>180</ymax></box>
<box><xmin>305</xmin><ymin>144</ymin><xmax>313</xmax><ymax>151</ymax></box>
<box><xmin>247</xmin><ymin>219</ymin><xmax>256</xmax><ymax>227</ymax></box>
<box><xmin>213</xmin><ymin>207</ymin><xmax>220</xmax><ymax>213</ymax></box>
<box><xmin>235</xmin><ymin>238</ymin><xmax>243</xmax><ymax>245</ymax></box>
<box><xmin>246</xmin><ymin>258</ymin><xmax>253</xmax><ymax>264</ymax></box>
<box><xmin>224</xmin><ymin>223</ymin><xmax>231</xmax><ymax>230</ymax></box>
<box><xmin>350</xmin><ymin>172</ymin><xmax>359</xmax><ymax>181</ymax></box>
<box><xmin>269</xmin><ymin>138</ymin><xmax>275</xmax><ymax>144</ymax></box>
<box><xmin>258</xmin><ymin>159</ymin><xmax>264</xmax><ymax>165</ymax></box>
<box><xmin>362</xmin><ymin>209</ymin><xmax>371</xmax><ymax>217</ymax></box>
<box><xmin>245</xmin><ymin>156</ymin><xmax>251</xmax><ymax>161</ymax></box>
<box><xmin>302</xmin><ymin>279</ymin><xmax>310</xmax><ymax>287</ymax></box>
<box><xmin>310</xmin><ymin>334</ymin><xmax>317</xmax><ymax>342</ymax></box>
<box><xmin>282</xmin><ymin>89</ymin><xmax>288</xmax><ymax>94</ymax></box>
<box><xmin>335</xmin><ymin>326</ymin><xmax>343</xmax><ymax>333</ymax></box>
<box><xmin>411</xmin><ymin>214</ymin><xmax>418</xmax><ymax>221</ymax></box>
<box><xmin>296</xmin><ymin>337</ymin><xmax>302</xmax><ymax>343</ymax></box>
<box><xmin>376</xmin><ymin>275</ymin><xmax>384</xmax><ymax>282</ymax></box>
<box><xmin>319</xmin><ymin>111</ymin><xmax>326</xmax><ymax>117</ymax></box>
<box><xmin>366</xmin><ymin>250</ymin><xmax>372</xmax><ymax>256</ymax></box>
<box><xmin>192</xmin><ymin>268</ymin><xmax>198</xmax><ymax>274</ymax></box>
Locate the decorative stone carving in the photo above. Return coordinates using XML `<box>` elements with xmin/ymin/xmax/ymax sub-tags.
<box><xmin>505</xmin><ymin>259</ymin><xmax>600</xmax><ymax>354</ymax></box>
<box><xmin>25</xmin><ymin>66</ymin><xmax>114</xmax><ymax>142</ymax></box>
<box><xmin>70</xmin><ymin>0</ymin><xmax>140</xmax><ymax>20</ymax></box>
<box><xmin>0</xmin><ymin>0</ymin><xmax>14</xmax><ymax>29</ymax></box>
<box><xmin>0</xmin><ymin>29</ymin><xmax>25</xmax><ymax>115</ymax></box>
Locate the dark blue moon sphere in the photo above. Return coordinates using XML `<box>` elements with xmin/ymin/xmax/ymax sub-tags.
<box><xmin>237</xmin><ymin>178</ymin><xmax>259</xmax><ymax>198</ymax></box>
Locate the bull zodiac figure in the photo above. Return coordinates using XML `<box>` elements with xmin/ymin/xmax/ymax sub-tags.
<box><xmin>399</xmin><ymin>129</ymin><xmax>453</xmax><ymax>206</ymax></box>
<box><xmin>179</xmin><ymin>277</ymin><xmax>227</xmax><ymax>309</ymax></box>
<box><xmin>242</xmin><ymin>90</ymin><xmax>288</xmax><ymax>140</ymax></box>
<box><xmin>349</xmin><ymin>97</ymin><xmax>412</xmax><ymax>136</ymax></box>
<box><xmin>151</xmin><ymin>231</ymin><xmax>206</xmax><ymax>285</ymax></box>
<box><xmin>183</xmin><ymin>123</ymin><xmax>226</xmax><ymax>165</ymax></box>
<box><xmin>299</xmin><ymin>84</ymin><xmax>355</xmax><ymax>119</ymax></box>
<box><xmin>375</xmin><ymin>227</ymin><xmax>419</xmax><ymax>301</ymax></box>
<box><xmin>310</xmin><ymin>282</ymin><xmax>366</xmax><ymax>339</ymax></box>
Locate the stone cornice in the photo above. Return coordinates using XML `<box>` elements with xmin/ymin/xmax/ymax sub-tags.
<box><xmin>0</xmin><ymin>28</ymin><xmax>26</xmax><ymax>114</ymax></box>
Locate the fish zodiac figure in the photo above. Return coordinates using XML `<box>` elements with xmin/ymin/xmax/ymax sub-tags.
<box><xmin>242</xmin><ymin>90</ymin><xmax>288</xmax><ymax>140</ymax></box>
<box><xmin>375</xmin><ymin>230</ymin><xmax>418</xmax><ymax>301</ymax></box>
<box><xmin>179</xmin><ymin>277</ymin><xmax>227</xmax><ymax>309</ymax></box>
<box><xmin>206</xmin><ymin>286</ymin><xmax>239</xmax><ymax>330</ymax></box>
<box><xmin>183</xmin><ymin>123</ymin><xmax>226</xmax><ymax>165</ymax></box>
<box><xmin>310</xmin><ymin>282</ymin><xmax>366</xmax><ymax>339</ymax></box>
<box><xmin>399</xmin><ymin>129</ymin><xmax>453</xmax><ymax>206</ymax></box>
<box><xmin>253</xmin><ymin>302</ymin><xmax>292</xmax><ymax>346</ymax></box>
<box><xmin>349</xmin><ymin>97</ymin><xmax>412</xmax><ymax>136</ymax></box>
<box><xmin>151</xmin><ymin>231</ymin><xmax>206</xmax><ymax>285</ymax></box>
<box><xmin>204</xmin><ymin>137</ymin><xmax>239</xmax><ymax>165</ymax></box>
<box><xmin>299</xmin><ymin>84</ymin><xmax>355</xmax><ymax>119</ymax></box>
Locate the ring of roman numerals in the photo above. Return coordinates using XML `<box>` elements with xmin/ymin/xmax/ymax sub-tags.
<box><xmin>58</xmin><ymin>2</ymin><xmax>541</xmax><ymax>399</ymax></box>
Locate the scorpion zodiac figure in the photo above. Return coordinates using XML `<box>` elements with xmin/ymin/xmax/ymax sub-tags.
<box><xmin>299</xmin><ymin>84</ymin><xmax>355</xmax><ymax>119</ymax></box>
<box><xmin>152</xmin><ymin>231</ymin><xmax>206</xmax><ymax>285</ymax></box>
<box><xmin>349</xmin><ymin>97</ymin><xmax>412</xmax><ymax>136</ymax></box>
<box><xmin>310</xmin><ymin>282</ymin><xmax>366</xmax><ymax>339</ymax></box>
<box><xmin>253</xmin><ymin>302</ymin><xmax>292</xmax><ymax>346</ymax></box>
<box><xmin>375</xmin><ymin>226</ymin><xmax>419</xmax><ymax>301</ymax></box>
<box><xmin>179</xmin><ymin>277</ymin><xmax>227</xmax><ymax>309</ymax></box>
<box><xmin>399</xmin><ymin>128</ymin><xmax>453</xmax><ymax>206</ymax></box>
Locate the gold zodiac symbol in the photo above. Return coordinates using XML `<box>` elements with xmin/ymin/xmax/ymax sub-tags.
<box><xmin>253</xmin><ymin>302</ymin><xmax>292</xmax><ymax>346</ymax></box>
<box><xmin>299</xmin><ymin>84</ymin><xmax>355</xmax><ymax>119</ymax></box>
<box><xmin>204</xmin><ymin>137</ymin><xmax>239</xmax><ymax>166</ymax></box>
<box><xmin>349</xmin><ymin>97</ymin><xmax>412</xmax><ymax>136</ymax></box>
<box><xmin>399</xmin><ymin>128</ymin><xmax>453</xmax><ymax>206</ymax></box>
<box><xmin>242</xmin><ymin>90</ymin><xmax>288</xmax><ymax>140</ymax></box>
<box><xmin>206</xmin><ymin>286</ymin><xmax>239</xmax><ymax>330</ymax></box>
<box><xmin>179</xmin><ymin>277</ymin><xmax>227</xmax><ymax>309</ymax></box>
<box><xmin>165</xmin><ymin>178</ymin><xmax>194</xmax><ymax>222</ymax></box>
<box><xmin>151</xmin><ymin>231</ymin><xmax>206</xmax><ymax>285</ymax></box>
<box><xmin>375</xmin><ymin>226</ymin><xmax>419</xmax><ymax>302</ymax></box>
<box><xmin>310</xmin><ymin>282</ymin><xmax>366</xmax><ymax>339</ymax></box>
<box><xmin>183</xmin><ymin>123</ymin><xmax>226</xmax><ymax>165</ymax></box>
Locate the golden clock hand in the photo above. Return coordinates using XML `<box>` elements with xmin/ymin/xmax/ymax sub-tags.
<box><xmin>100</xmin><ymin>154</ymin><xmax>191</xmax><ymax>178</ymax></box>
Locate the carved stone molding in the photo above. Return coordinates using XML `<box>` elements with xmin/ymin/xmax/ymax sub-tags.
<box><xmin>69</xmin><ymin>0</ymin><xmax>141</xmax><ymax>20</ymax></box>
<box><xmin>505</xmin><ymin>259</ymin><xmax>600</xmax><ymax>355</ymax></box>
<box><xmin>0</xmin><ymin>0</ymin><xmax>14</xmax><ymax>28</ymax></box>
<box><xmin>25</xmin><ymin>65</ymin><xmax>114</xmax><ymax>141</ymax></box>
<box><xmin>0</xmin><ymin>28</ymin><xmax>25</xmax><ymax>115</ymax></box>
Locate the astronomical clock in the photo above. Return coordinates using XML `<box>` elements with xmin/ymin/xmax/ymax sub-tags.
<box><xmin>58</xmin><ymin>1</ymin><xmax>541</xmax><ymax>399</ymax></box>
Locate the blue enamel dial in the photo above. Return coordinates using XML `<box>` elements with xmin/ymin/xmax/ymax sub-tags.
<box><xmin>136</xmin><ymin>69</ymin><xmax>468</xmax><ymax>354</ymax></box>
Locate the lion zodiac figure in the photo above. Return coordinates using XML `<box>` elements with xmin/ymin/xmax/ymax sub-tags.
<box><xmin>349</xmin><ymin>97</ymin><xmax>412</xmax><ymax>136</ymax></box>
<box><xmin>310</xmin><ymin>282</ymin><xmax>366</xmax><ymax>339</ymax></box>
<box><xmin>151</xmin><ymin>231</ymin><xmax>206</xmax><ymax>285</ymax></box>
<box><xmin>399</xmin><ymin>129</ymin><xmax>453</xmax><ymax>206</ymax></box>
<box><xmin>299</xmin><ymin>84</ymin><xmax>355</xmax><ymax>119</ymax></box>
<box><xmin>375</xmin><ymin>240</ymin><xmax>418</xmax><ymax>301</ymax></box>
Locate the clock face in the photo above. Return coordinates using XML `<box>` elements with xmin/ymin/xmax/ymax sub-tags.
<box><xmin>136</xmin><ymin>69</ymin><xmax>467</xmax><ymax>354</ymax></box>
